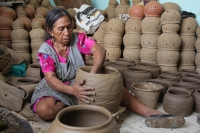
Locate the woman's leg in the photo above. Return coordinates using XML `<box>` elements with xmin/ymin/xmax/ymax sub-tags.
<box><xmin>120</xmin><ymin>88</ymin><xmax>163</xmax><ymax>117</ymax></box>
<box><xmin>36</xmin><ymin>97</ymin><xmax>66</xmax><ymax>120</ymax></box>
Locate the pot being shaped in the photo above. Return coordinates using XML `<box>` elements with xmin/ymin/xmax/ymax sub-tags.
<box><xmin>163</xmin><ymin>88</ymin><xmax>193</xmax><ymax>116</ymax></box>
<box><xmin>141</xmin><ymin>34</ymin><xmax>159</xmax><ymax>48</ymax></box>
<box><xmin>36</xmin><ymin>6</ymin><xmax>48</xmax><ymax>17</ymax></box>
<box><xmin>144</xmin><ymin>79</ymin><xmax>168</xmax><ymax>102</ymax></box>
<box><xmin>178</xmin><ymin>65</ymin><xmax>196</xmax><ymax>72</ymax></box>
<box><xmin>161</xmin><ymin>10</ymin><xmax>181</xmax><ymax>25</ymax></box>
<box><xmin>132</xmin><ymin>82</ymin><xmax>161</xmax><ymax>109</ymax></box>
<box><xmin>162</xmin><ymin>23</ymin><xmax>180</xmax><ymax>34</ymax></box>
<box><xmin>125</xmin><ymin>19</ymin><xmax>142</xmax><ymax>33</ymax></box>
<box><xmin>24</xmin><ymin>4</ymin><xmax>36</xmax><ymax>19</ymax></box>
<box><xmin>97</xmin><ymin>21</ymin><xmax>107</xmax><ymax>33</ymax></box>
<box><xmin>196</xmin><ymin>26</ymin><xmax>200</xmax><ymax>38</ymax></box>
<box><xmin>123</xmin><ymin>48</ymin><xmax>141</xmax><ymax>60</ymax></box>
<box><xmin>157</xmin><ymin>33</ymin><xmax>181</xmax><ymax>50</ymax></box>
<box><xmin>169</xmin><ymin>83</ymin><xmax>194</xmax><ymax>94</ymax></box>
<box><xmin>104</xmin><ymin>45</ymin><xmax>122</xmax><ymax>61</ymax></box>
<box><xmin>157</xmin><ymin>50</ymin><xmax>180</xmax><ymax>66</ymax></box>
<box><xmin>26</xmin><ymin>63</ymin><xmax>41</xmax><ymax>79</ymax></box>
<box><xmin>0</xmin><ymin>16</ymin><xmax>13</xmax><ymax>29</ymax></box>
<box><xmin>193</xmin><ymin>89</ymin><xmax>200</xmax><ymax>113</ymax></box>
<box><xmin>0</xmin><ymin>29</ymin><xmax>12</xmax><ymax>40</ymax></box>
<box><xmin>180</xmin><ymin>35</ymin><xmax>196</xmax><ymax>50</ymax></box>
<box><xmin>128</xmin><ymin>5</ymin><xmax>144</xmax><ymax>20</ymax></box>
<box><xmin>12</xmin><ymin>42</ymin><xmax>30</xmax><ymax>52</ymax></box>
<box><xmin>180</xmin><ymin>69</ymin><xmax>197</xmax><ymax>77</ymax></box>
<box><xmin>180</xmin><ymin>50</ymin><xmax>196</xmax><ymax>65</ymax></box>
<box><xmin>48</xmin><ymin>105</ymin><xmax>121</xmax><ymax>133</ymax></box>
<box><xmin>123</xmin><ymin>67</ymin><xmax>152</xmax><ymax>92</ymax></box>
<box><xmin>180</xmin><ymin>17</ymin><xmax>198</xmax><ymax>36</ymax></box>
<box><xmin>11</xmin><ymin>29</ymin><xmax>29</xmax><ymax>42</ymax></box>
<box><xmin>30</xmin><ymin>28</ymin><xmax>45</xmax><ymax>41</ymax></box>
<box><xmin>0</xmin><ymin>40</ymin><xmax>12</xmax><ymax>49</ymax></box>
<box><xmin>142</xmin><ymin>17</ymin><xmax>161</xmax><ymax>34</ymax></box>
<box><xmin>140</xmin><ymin>47</ymin><xmax>158</xmax><ymax>63</ymax></box>
<box><xmin>159</xmin><ymin>65</ymin><xmax>178</xmax><ymax>72</ymax></box>
<box><xmin>195</xmin><ymin>52</ymin><xmax>200</xmax><ymax>66</ymax></box>
<box><xmin>144</xmin><ymin>1</ymin><xmax>163</xmax><ymax>17</ymax></box>
<box><xmin>136</xmin><ymin>62</ymin><xmax>160</xmax><ymax>78</ymax></box>
<box><xmin>31</xmin><ymin>40</ymin><xmax>44</xmax><ymax>52</ymax></box>
<box><xmin>93</xmin><ymin>31</ymin><xmax>105</xmax><ymax>43</ymax></box>
<box><xmin>195</xmin><ymin>38</ymin><xmax>200</xmax><ymax>52</ymax></box>
<box><xmin>75</xmin><ymin>66</ymin><xmax>124</xmax><ymax>114</ymax></box>
<box><xmin>106</xmin><ymin>18</ymin><xmax>125</xmax><ymax>36</ymax></box>
<box><xmin>108</xmin><ymin>61</ymin><xmax>131</xmax><ymax>76</ymax></box>
<box><xmin>104</xmin><ymin>34</ymin><xmax>122</xmax><ymax>46</ymax></box>
<box><xmin>162</xmin><ymin>2</ymin><xmax>181</xmax><ymax>13</ymax></box>
<box><xmin>0</xmin><ymin>6</ymin><xmax>16</xmax><ymax>20</ymax></box>
<box><xmin>160</xmin><ymin>70</ymin><xmax>181</xmax><ymax>81</ymax></box>
<box><xmin>123</xmin><ymin>33</ymin><xmax>141</xmax><ymax>48</ymax></box>
<box><xmin>115</xmin><ymin>0</ymin><xmax>129</xmax><ymax>18</ymax></box>
<box><xmin>180</xmin><ymin>77</ymin><xmax>200</xmax><ymax>90</ymax></box>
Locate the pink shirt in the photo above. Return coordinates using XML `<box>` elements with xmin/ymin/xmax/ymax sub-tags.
<box><xmin>38</xmin><ymin>32</ymin><xmax>96</xmax><ymax>73</ymax></box>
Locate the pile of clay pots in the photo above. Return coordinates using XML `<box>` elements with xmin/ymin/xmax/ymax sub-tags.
<box><xmin>195</xmin><ymin>27</ymin><xmax>200</xmax><ymax>74</ymax></box>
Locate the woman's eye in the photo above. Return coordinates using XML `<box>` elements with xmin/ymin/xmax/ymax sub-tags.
<box><xmin>58</xmin><ymin>28</ymin><xmax>63</xmax><ymax>31</ymax></box>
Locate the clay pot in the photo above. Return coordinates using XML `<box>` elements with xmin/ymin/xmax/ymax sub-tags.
<box><xmin>140</xmin><ymin>48</ymin><xmax>158</xmax><ymax>63</ymax></box>
<box><xmin>195</xmin><ymin>52</ymin><xmax>200</xmax><ymax>66</ymax></box>
<box><xmin>104</xmin><ymin>33</ymin><xmax>123</xmax><ymax>46</ymax></box>
<box><xmin>163</xmin><ymin>88</ymin><xmax>193</xmax><ymax>116</ymax></box>
<box><xmin>180</xmin><ymin>17</ymin><xmax>198</xmax><ymax>36</ymax></box>
<box><xmin>193</xmin><ymin>89</ymin><xmax>200</xmax><ymax>113</ymax></box>
<box><xmin>123</xmin><ymin>67</ymin><xmax>152</xmax><ymax>92</ymax></box>
<box><xmin>29</xmin><ymin>0</ymin><xmax>40</xmax><ymax>8</ymax></box>
<box><xmin>85</xmin><ymin>58</ymin><xmax>109</xmax><ymax>67</ymax></box>
<box><xmin>178</xmin><ymin>65</ymin><xmax>196</xmax><ymax>72</ymax></box>
<box><xmin>135</xmin><ymin>62</ymin><xmax>160</xmax><ymax>78</ymax></box>
<box><xmin>109</xmin><ymin>0</ymin><xmax>118</xmax><ymax>7</ymax></box>
<box><xmin>106</xmin><ymin>18</ymin><xmax>125</xmax><ymax>36</ymax></box>
<box><xmin>116</xmin><ymin>58</ymin><xmax>136</xmax><ymax>66</ymax></box>
<box><xmin>144</xmin><ymin>1</ymin><xmax>163</xmax><ymax>17</ymax></box>
<box><xmin>97</xmin><ymin>21</ymin><xmax>107</xmax><ymax>33</ymax></box>
<box><xmin>141</xmin><ymin>34</ymin><xmax>159</xmax><ymax>48</ymax></box>
<box><xmin>0</xmin><ymin>16</ymin><xmax>13</xmax><ymax>29</ymax></box>
<box><xmin>92</xmin><ymin>31</ymin><xmax>105</xmax><ymax>43</ymax></box>
<box><xmin>183</xmin><ymin>73</ymin><xmax>200</xmax><ymax>82</ymax></box>
<box><xmin>123</xmin><ymin>33</ymin><xmax>141</xmax><ymax>48</ymax></box>
<box><xmin>180</xmin><ymin>50</ymin><xmax>196</xmax><ymax>65</ymax></box>
<box><xmin>132</xmin><ymin>82</ymin><xmax>161</xmax><ymax>109</ymax></box>
<box><xmin>12</xmin><ymin>42</ymin><xmax>30</xmax><ymax>52</ymax></box>
<box><xmin>180</xmin><ymin>69</ymin><xmax>197</xmax><ymax>77</ymax></box>
<box><xmin>159</xmin><ymin>65</ymin><xmax>178</xmax><ymax>72</ymax></box>
<box><xmin>75</xmin><ymin>66</ymin><xmax>124</xmax><ymax>113</ymax></box>
<box><xmin>31</xmin><ymin>51</ymin><xmax>37</xmax><ymax>63</ymax></box>
<box><xmin>158</xmin><ymin>74</ymin><xmax>179</xmax><ymax>83</ymax></box>
<box><xmin>32</xmin><ymin>12</ymin><xmax>45</xmax><ymax>28</ymax></box>
<box><xmin>31</xmin><ymin>40</ymin><xmax>45</xmax><ymax>52</ymax></box>
<box><xmin>105</xmin><ymin>0</ymin><xmax>117</xmax><ymax>20</ymax></box>
<box><xmin>162</xmin><ymin>24</ymin><xmax>180</xmax><ymax>33</ymax></box>
<box><xmin>14</xmin><ymin>77</ymin><xmax>39</xmax><ymax>87</ymax></box>
<box><xmin>157</xmin><ymin>50</ymin><xmax>180</xmax><ymax>66</ymax></box>
<box><xmin>157</xmin><ymin>33</ymin><xmax>181</xmax><ymax>50</ymax></box>
<box><xmin>104</xmin><ymin>45</ymin><xmax>122</xmax><ymax>59</ymax></box>
<box><xmin>11</xmin><ymin>28</ymin><xmax>29</xmax><ymax>42</ymax></box>
<box><xmin>29</xmin><ymin>28</ymin><xmax>45</xmax><ymax>40</ymax></box>
<box><xmin>132</xmin><ymin>0</ymin><xmax>142</xmax><ymax>5</ymax></box>
<box><xmin>162</xmin><ymin>2</ymin><xmax>181</xmax><ymax>13</ymax></box>
<box><xmin>160</xmin><ymin>71</ymin><xmax>181</xmax><ymax>81</ymax></box>
<box><xmin>196</xmin><ymin>26</ymin><xmax>200</xmax><ymax>38</ymax></box>
<box><xmin>196</xmin><ymin>67</ymin><xmax>200</xmax><ymax>75</ymax></box>
<box><xmin>41</xmin><ymin>0</ymin><xmax>51</xmax><ymax>8</ymax></box>
<box><xmin>128</xmin><ymin>5</ymin><xmax>144</xmax><ymax>20</ymax></box>
<box><xmin>108</xmin><ymin>61</ymin><xmax>131</xmax><ymax>76</ymax></box>
<box><xmin>0</xmin><ymin>29</ymin><xmax>12</xmax><ymax>40</ymax></box>
<box><xmin>169</xmin><ymin>83</ymin><xmax>194</xmax><ymax>93</ymax></box>
<box><xmin>115</xmin><ymin>0</ymin><xmax>129</xmax><ymax>18</ymax></box>
<box><xmin>180</xmin><ymin>77</ymin><xmax>200</xmax><ymax>90</ymax></box>
<box><xmin>48</xmin><ymin>105</ymin><xmax>125</xmax><ymax>133</ymax></box>
<box><xmin>24</xmin><ymin>4</ymin><xmax>36</xmax><ymax>20</ymax></box>
<box><xmin>36</xmin><ymin>6</ymin><xmax>48</xmax><ymax>17</ymax></box>
<box><xmin>26</xmin><ymin>63</ymin><xmax>41</xmax><ymax>79</ymax></box>
<box><xmin>0</xmin><ymin>6</ymin><xmax>16</xmax><ymax>20</ymax></box>
<box><xmin>195</xmin><ymin>38</ymin><xmax>200</xmax><ymax>52</ymax></box>
<box><xmin>125</xmin><ymin>19</ymin><xmax>142</xmax><ymax>33</ymax></box>
<box><xmin>0</xmin><ymin>40</ymin><xmax>12</xmax><ymax>49</ymax></box>
<box><xmin>161</xmin><ymin>10</ymin><xmax>181</xmax><ymax>25</ymax></box>
<box><xmin>16</xmin><ymin>15</ymin><xmax>32</xmax><ymax>32</ymax></box>
<box><xmin>142</xmin><ymin>17</ymin><xmax>161</xmax><ymax>34</ymax></box>
<box><xmin>144</xmin><ymin>79</ymin><xmax>168</xmax><ymax>102</ymax></box>
<box><xmin>180</xmin><ymin>35</ymin><xmax>196</xmax><ymax>50</ymax></box>
<box><xmin>123</xmin><ymin>48</ymin><xmax>141</xmax><ymax>60</ymax></box>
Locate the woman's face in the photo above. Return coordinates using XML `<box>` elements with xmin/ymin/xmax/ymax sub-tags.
<box><xmin>49</xmin><ymin>15</ymin><xmax>73</xmax><ymax>45</ymax></box>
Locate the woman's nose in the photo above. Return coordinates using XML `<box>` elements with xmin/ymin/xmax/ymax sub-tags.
<box><xmin>63</xmin><ymin>28</ymin><xmax>70</xmax><ymax>35</ymax></box>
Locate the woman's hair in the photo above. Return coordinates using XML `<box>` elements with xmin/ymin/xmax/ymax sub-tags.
<box><xmin>45</xmin><ymin>8</ymin><xmax>72</xmax><ymax>41</ymax></box>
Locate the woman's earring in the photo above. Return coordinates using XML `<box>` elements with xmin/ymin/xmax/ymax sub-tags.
<box><xmin>51</xmin><ymin>36</ymin><xmax>55</xmax><ymax>44</ymax></box>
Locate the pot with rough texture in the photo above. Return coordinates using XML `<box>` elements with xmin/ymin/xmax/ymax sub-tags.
<box><xmin>93</xmin><ymin>31</ymin><xmax>105</xmax><ymax>44</ymax></box>
<box><xmin>106</xmin><ymin>18</ymin><xmax>124</xmax><ymax>36</ymax></box>
<box><xmin>123</xmin><ymin>48</ymin><xmax>141</xmax><ymax>60</ymax></box>
<box><xmin>104</xmin><ymin>45</ymin><xmax>122</xmax><ymax>60</ymax></box>
<box><xmin>162</xmin><ymin>23</ymin><xmax>180</xmax><ymax>34</ymax></box>
<box><xmin>195</xmin><ymin>52</ymin><xmax>200</xmax><ymax>66</ymax></box>
<box><xmin>144</xmin><ymin>1</ymin><xmax>163</xmax><ymax>17</ymax></box>
<box><xmin>157</xmin><ymin>50</ymin><xmax>180</xmax><ymax>66</ymax></box>
<box><xmin>141</xmin><ymin>34</ymin><xmax>159</xmax><ymax>48</ymax></box>
<box><xmin>108</xmin><ymin>61</ymin><xmax>131</xmax><ymax>76</ymax></box>
<box><xmin>180</xmin><ymin>35</ymin><xmax>196</xmax><ymax>50</ymax></box>
<box><xmin>180</xmin><ymin>17</ymin><xmax>198</xmax><ymax>36</ymax></box>
<box><xmin>193</xmin><ymin>89</ymin><xmax>200</xmax><ymax>113</ymax></box>
<box><xmin>161</xmin><ymin>10</ymin><xmax>181</xmax><ymax>25</ymax></box>
<box><xmin>48</xmin><ymin>105</ymin><xmax>126</xmax><ymax>133</ymax></box>
<box><xmin>142</xmin><ymin>17</ymin><xmax>161</xmax><ymax>34</ymax></box>
<box><xmin>0</xmin><ymin>6</ymin><xmax>16</xmax><ymax>20</ymax></box>
<box><xmin>180</xmin><ymin>50</ymin><xmax>196</xmax><ymax>65</ymax></box>
<box><xmin>180</xmin><ymin>77</ymin><xmax>200</xmax><ymax>90</ymax></box>
<box><xmin>162</xmin><ymin>2</ymin><xmax>181</xmax><ymax>13</ymax></box>
<box><xmin>160</xmin><ymin>71</ymin><xmax>181</xmax><ymax>81</ymax></box>
<box><xmin>125</xmin><ymin>19</ymin><xmax>142</xmax><ymax>34</ymax></box>
<box><xmin>97</xmin><ymin>21</ymin><xmax>107</xmax><ymax>33</ymax></box>
<box><xmin>196</xmin><ymin>26</ymin><xmax>200</xmax><ymax>38</ymax></box>
<box><xmin>195</xmin><ymin>38</ymin><xmax>200</xmax><ymax>52</ymax></box>
<box><xmin>75</xmin><ymin>66</ymin><xmax>124</xmax><ymax>113</ymax></box>
<box><xmin>180</xmin><ymin>69</ymin><xmax>197</xmax><ymax>77</ymax></box>
<box><xmin>105</xmin><ymin>0</ymin><xmax>118</xmax><ymax>20</ymax></box>
<box><xmin>26</xmin><ymin>63</ymin><xmax>41</xmax><ymax>80</ymax></box>
<box><xmin>116</xmin><ymin>58</ymin><xmax>136</xmax><ymax>66</ymax></box>
<box><xmin>123</xmin><ymin>33</ymin><xmax>141</xmax><ymax>48</ymax></box>
<box><xmin>104</xmin><ymin>33</ymin><xmax>122</xmax><ymax>46</ymax></box>
<box><xmin>16</xmin><ymin>10</ymin><xmax>32</xmax><ymax>32</ymax></box>
<box><xmin>163</xmin><ymin>88</ymin><xmax>193</xmax><ymax>117</ymax></box>
<box><xmin>169</xmin><ymin>83</ymin><xmax>194</xmax><ymax>94</ymax></box>
<box><xmin>159</xmin><ymin>66</ymin><xmax>178</xmax><ymax>72</ymax></box>
<box><xmin>140</xmin><ymin>48</ymin><xmax>158</xmax><ymax>63</ymax></box>
<box><xmin>115</xmin><ymin>0</ymin><xmax>129</xmax><ymax>18</ymax></box>
<box><xmin>128</xmin><ymin>5</ymin><xmax>144</xmax><ymax>20</ymax></box>
<box><xmin>132</xmin><ymin>82</ymin><xmax>161</xmax><ymax>109</ymax></box>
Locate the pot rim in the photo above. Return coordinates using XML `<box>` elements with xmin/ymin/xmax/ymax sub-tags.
<box><xmin>132</xmin><ymin>82</ymin><xmax>162</xmax><ymax>92</ymax></box>
<box><xmin>167</xmin><ymin>88</ymin><xmax>191</xmax><ymax>97</ymax></box>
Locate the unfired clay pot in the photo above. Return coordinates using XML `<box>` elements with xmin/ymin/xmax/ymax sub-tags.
<box><xmin>193</xmin><ymin>89</ymin><xmax>200</xmax><ymax>113</ymax></box>
<box><xmin>169</xmin><ymin>83</ymin><xmax>194</xmax><ymax>93</ymax></box>
<box><xmin>106</xmin><ymin>18</ymin><xmax>125</xmax><ymax>36</ymax></box>
<box><xmin>180</xmin><ymin>69</ymin><xmax>197</xmax><ymax>77</ymax></box>
<box><xmin>162</xmin><ymin>2</ymin><xmax>181</xmax><ymax>13</ymax></box>
<box><xmin>142</xmin><ymin>17</ymin><xmax>161</xmax><ymax>34</ymax></box>
<box><xmin>123</xmin><ymin>48</ymin><xmax>141</xmax><ymax>60</ymax></box>
<box><xmin>104</xmin><ymin>33</ymin><xmax>122</xmax><ymax>46</ymax></box>
<box><xmin>14</xmin><ymin>77</ymin><xmax>39</xmax><ymax>87</ymax></box>
<box><xmin>123</xmin><ymin>33</ymin><xmax>141</xmax><ymax>48</ymax></box>
<box><xmin>0</xmin><ymin>16</ymin><xmax>13</xmax><ymax>29</ymax></box>
<box><xmin>32</xmin><ymin>12</ymin><xmax>45</xmax><ymax>28</ymax></box>
<box><xmin>158</xmin><ymin>74</ymin><xmax>179</xmax><ymax>82</ymax></box>
<box><xmin>161</xmin><ymin>23</ymin><xmax>180</xmax><ymax>33</ymax></box>
<box><xmin>196</xmin><ymin>26</ymin><xmax>200</xmax><ymax>38</ymax></box>
<box><xmin>195</xmin><ymin>52</ymin><xmax>200</xmax><ymax>66</ymax></box>
<box><xmin>132</xmin><ymin>82</ymin><xmax>161</xmax><ymax>109</ymax></box>
<box><xmin>140</xmin><ymin>48</ymin><xmax>158</xmax><ymax>63</ymax></box>
<box><xmin>36</xmin><ymin>6</ymin><xmax>48</xmax><ymax>17</ymax></box>
<box><xmin>180</xmin><ymin>17</ymin><xmax>198</xmax><ymax>36</ymax></box>
<box><xmin>157</xmin><ymin>50</ymin><xmax>180</xmax><ymax>66</ymax></box>
<box><xmin>182</xmin><ymin>73</ymin><xmax>200</xmax><ymax>83</ymax></box>
<box><xmin>108</xmin><ymin>61</ymin><xmax>131</xmax><ymax>76</ymax></box>
<box><xmin>41</xmin><ymin>0</ymin><xmax>51</xmax><ymax>8</ymax></box>
<box><xmin>48</xmin><ymin>105</ymin><xmax>125</xmax><ymax>133</ymax></box>
<box><xmin>163</xmin><ymin>88</ymin><xmax>193</xmax><ymax>116</ymax></box>
<box><xmin>125</xmin><ymin>19</ymin><xmax>142</xmax><ymax>34</ymax></box>
<box><xmin>26</xmin><ymin>63</ymin><xmax>41</xmax><ymax>80</ymax></box>
<box><xmin>180</xmin><ymin>35</ymin><xmax>196</xmax><ymax>50</ymax></box>
<box><xmin>16</xmin><ymin>10</ymin><xmax>32</xmax><ymax>32</ymax></box>
<box><xmin>24</xmin><ymin>4</ymin><xmax>36</xmax><ymax>20</ymax></box>
<box><xmin>97</xmin><ymin>21</ymin><xmax>107</xmax><ymax>33</ymax></box>
<box><xmin>141</xmin><ymin>34</ymin><xmax>159</xmax><ymax>48</ymax></box>
<box><xmin>161</xmin><ymin>10</ymin><xmax>181</xmax><ymax>25</ymax></box>
<box><xmin>180</xmin><ymin>77</ymin><xmax>200</xmax><ymax>90</ymax></box>
<box><xmin>128</xmin><ymin>5</ymin><xmax>144</xmax><ymax>20</ymax></box>
<box><xmin>115</xmin><ymin>0</ymin><xmax>129</xmax><ymax>18</ymax></box>
<box><xmin>104</xmin><ymin>45</ymin><xmax>122</xmax><ymax>60</ymax></box>
<box><xmin>180</xmin><ymin>50</ymin><xmax>196</xmax><ymax>65</ymax></box>
<box><xmin>196</xmin><ymin>67</ymin><xmax>200</xmax><ymax>75</ymax></box>
<box><xmin>159</xmin><ymin>66</ymin><xmax>178</xmax><ymax>72</ymax></box>
<box><xmin>0</xmin><ymin>6</ymin><xmax>16</xmax><ymax>20</ymax></box>
<box><xmin>75</xmin><ymin>66</ymin><xmax>124</xmax><ymax>114</ymax></box>
<box><xmin>105</xmin><ymin>0</ymin><xmax>118</xmax><ymax>20</ymax></box>
<box><xmin>144</xmin><ymin>1</ymin><xmax>163</xmax><ymax>17</ymax></box>
<box><xmin>195</xmin><ymin>38</ymin><xmax>200</xmax><ymax>52</ymax></box>
<box><xmin>93</xmin><ymin>31</ymin><xmax>105</xmax><ymax>44</ymax></box>
<box><xmin>160</xmin><ymin>71</ymin><xmax>181</xmax><ymax>81</ymax></box>
<box><xmin>116</xmin><ymin>58</ymin><xmax>136</xmax><ymax>66</ymax></box>
<box><xmin>178</xmin><ymin>65</ymin><xmax>196</xmax><ymax>72</ymax></box>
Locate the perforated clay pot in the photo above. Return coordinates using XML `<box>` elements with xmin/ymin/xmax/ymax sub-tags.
<box><xmin>162</xmin><ymin>2</ymin><xmax>181</xmax><ymax>13</ymax></box>
<box><xmin>142</xmin><ymin>17</ymin><xmax>161</xmax><ymax>34</ymax></box>
<box><xmin>123</xmin><ymin>33</ymin><xmax>141</xmax><ymax>48</ymax></box>
<box><xmin>128</xmin><ymin>5</ymin><xmax>144</xmax><ymax>20</ymax></box>
<box><xmin>125</xmin><ymin>19</ymin><xmax>142</xmax><ymax>33</ymax></box>
<box><xmin>180</xmin><ymin>17</ymin><xmax>198</xmax><ymax>36</ymax></box>
<box><xmin>144</xmin><ymin>1</ymin><xmax>163</xmax><ymax>17</ymax></box>
<box><xmin>106</xmin><ymin>18</ymin><xmax>125</xmax><ymax>36</ymax></box>
<box><xmin>157</xmin><ymin>50</ymin><xmax>180</xmax><ymax>66</ymax></box>
<box><xmin>180</xmin><ymin>50</ymin><xmax>196</xmax><ymax>65</ymax></box>
<box><xmin>180</xmin><ymin>35</ymin><xmax>196</xmax><ymax>50</ymax></box>
<box><xmin>123</xmin><ymin>48</ymin><xmax>141</xmax><ymax>60</ymax></box>
<box><xmin>161</xmin><ymin>10</ymin><xmax>181</xmax><ymax>25</ymax></box>
<box><xmin>162</xmin><ymin>23</ymin><xmax>180</xmax><ymax>33</ymax></box>
<box><xmin>140</xmin><ymin>48</ymin><xmax>158</xmax><ymax>63</ymax></box>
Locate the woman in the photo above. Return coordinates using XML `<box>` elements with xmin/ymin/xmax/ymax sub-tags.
<box><xmin>31</xmin><ymin>8</ymin><xmax>184</xmax><ymax>128</ymax></box>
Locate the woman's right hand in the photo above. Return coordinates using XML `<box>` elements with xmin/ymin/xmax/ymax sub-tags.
<box><xmin>70</xmin><ymin>80</ymin><xmax>96</xmax><ymax>104</ymax></box>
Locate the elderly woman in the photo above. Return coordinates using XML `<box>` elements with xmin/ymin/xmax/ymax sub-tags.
<box><xmin>31</xmin><ymin>8</ymin><xmax>184</xmax><ymax>128</ymax></box>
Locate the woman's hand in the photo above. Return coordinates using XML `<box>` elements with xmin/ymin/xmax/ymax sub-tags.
<box><xmin>70</xmin><ymin>80</ymin><xmax>96</xmax><ymax>104</ymax></box>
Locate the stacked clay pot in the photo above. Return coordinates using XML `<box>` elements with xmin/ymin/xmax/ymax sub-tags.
<box><xmin>29</xmin><ymin>0</ymin><xmax>41</xmax><ymax>9</ymax></box>
<box><xmin>40</xmin><ymin>0</ymin><xmax>53</xmax><ymax>10</ymax></box>
<box><xmin>105</xmin><ymin>0</ymin><xmax>118</xmax><ymax>20</ymax></box>
<box><xmin>141</xmin><ymin>1</ymin><xmax>163</xmax><ymax>63</ymax></box>
<box><xmin>11</xmin><ymin>20</ymin><xmax>31</xmax><ymax>65</ymax></box>
<box><xmin>132</xmin><ymin>0</ymin><xmax>142</xmax><ymax>5</ymax></box>
<box><xmin>0</xmin><ymin>6</ymin><xmax>16</xmax><ymax>48</ymax></box>
<box><xmin>24</xmin><ymin>4</ymin><xmax>36</xmax><ymax>20</ymax></box>
<box><xmin>162</xmin><ymin>2</ymin><xmax>181</xmax><ymax>13</ymax></box>
<box><xmin>115</xmin><ymin>0</ymin><xmax>129</xmax><ymax>18</ymax></box>
<box><xmin>104</xmin><ymin>18</ymin><xmax>124</xmax><ymax>62</ymax></box>
<box><xmin>158</xmin><ymin>9</ymin><xmax>182</xmax><ymax>72</ymax></box>
<box><xmin>195</xmin><ymin>27</ymin><xmax>200</xmax><ymax>74</ymax></box>
<box><xmin>32</xmin><ymin>11</ymin><xmax>45</xmax><ymax>29</ymax></box>
<box><xmin>179</xmin><ymin>17</ymin><xmax>198</xmax><ymax>71</ymax></box>
<box><xmin>92</xmin><ymin>21</ymin><xmax>107</xmax><ymax>47</ymax></box>
<box><xmin>193</xmin><ymin>89</ymin><xmax>200</xmax><ymax>113</ymax></box>
<box><xmin>30</xmin><ymin>20</ymin><xmax>45</xmax><ymax>63</ymax></box>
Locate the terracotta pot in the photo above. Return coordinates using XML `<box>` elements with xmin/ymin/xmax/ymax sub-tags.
<box><xmin>29</xmin><ymin>0</ymin><xmax>40</xmax><ymax>8</ymax></box>
<box><xmin>180</xmin><ymin>77</ymin><xmax>200</xmax><ymax>90</ymax></box>
<box><xmin>14</xmin><ymin>77</ymin><xmax>39</xmax><ymax>87</ymax></box>
<box><xmin>162</xmin><ymin>2</ymin><xmax>181</xmax><ymax>13</ymax></box>
<box><xmin>136</xmin><ymin>62</ymin><xmax>160</xmax><ymax>78</ymax></box>
<box><xmin>144</xmin><ymin>79</ymin><xmax>168</xmax><ymax>102</ymax></box>
<box><xmin>195</xmin><ymin>52</ymin><xmax>200</xmax><ymax>66</ymax></box>
<box><xmin>125</xmin><ymin>19</ymin><xmax>142</xmax><ymax>33</ymax></box>
<box><xmin>24</xmin><ymin>4</ymin><xmax>36</xmax><ymax>19</ymax></box>
<box><xmin>123</xmin><ymin>67</ymin><xmax>152</xmax><ymax>92</ymax></box>
<box><xmin>157</xmin><ymin>50</ymin><xmax>180</xmax><ymax>66</ymax></box>
<box><xmin>140</xmin><ymin>48</ymin><xmax>157</xmax><ymax>63</ymax></box>
<box><xmin>48</xmin><ymin>105</ymin><xmax>125</xmax><ymax>133</ymax></box>
<box><xmin>0</xmin><ymin>16</ymin><xmax>13</xmax><ymax>29</ymax></box>
<box><xmin>163</xmin><ymin>88</ymin><xmax>193</xmax><ymax>117</ymax></box>
<box><xmin>160</xmin><ymin>71</ymin><xmax>181</xmax><ymax>81</ymax></box>
<box><xmin>128</xmin><ymin>5</ymin><xmax>144</xmax><ymax>20</ymax></box>
<box><xmin>75</xmin><ymin>66</ymin><xmax>124</xmax><ymax>114</ymax></box>
<box><xmin>157</xmin><ymin>33</ymin><xmax>181</xmax><ymax>50</ymax></box>
<box><xmin>180</xmin><ymin>69</ymin><xmax>197</xmax><ymax>77</ymax></box>
<box><xmin>169</xmin><ymin>83</ymin><xmax>194</xmax><ymax>93</ymax></box>
<box><xmin>132</xmin><ymin>82</ymin><xmax>161</xmax><ymax>109</ymax></box>
<box><xmin>193</xmin><ymin>89</ymin><xmax>200</xmax><ymax>113</ymax></box>
<box><xmin>180</xmin><ymin>50</ymin><xmax>196</xmax><ymax>65</ymax></box>
<box><xmin>180</xmin><ymin>35</ymin><xmax>196</xmax><ymax>50</ymax></box>
<box><xmin>161</xmin><ymin>10</ymin><xmax>181</xmax><ymax>25</ymax></box>
<box><xmin>162</xmin><ymin>23</ymin><xmax>180</xmax><ymax>33</ymax></box>
<box><xmin>123</xmin><ymin>48</ymin><xmax>141</xmax><ymax>60</ymax></box>
<box><xmin>196</xmin><ymin>26</ymin><xmax>200</xmax><ymax>38</ymax></box>
<box><xmin>104</xmin><ymin>45</ymin><xmax>122</xmax><ymax>59</ymax></box>
<box><xmin>141</xmin><ymin>34</ymin><xmax>159</xmax><ymax>48</ymax></box>
<box><xmin>0</xmin><ymin>29</ymin><xmax>12</xmax><ymax>40</ymax></box>
<box><xmin>26</xmin><ymin>63</ymin><xmax>41</xmax><ymax>79</ymax></box>
<box><xmin>108</xmin><ymin>60</ymin><xmax>131</xmax><ymax>76</ymax></box>
<box><xmin>142</xmin><ymin>17</ymin><xmax>161</xmax><ymax>34</ymax></box>
<box><xmin>132</xmin><ymin>0</ymin><xmax>142</xmax><ymax>5</ymax></box>
<box><xmin>180</xmin><ymin>17</ymin><xmax>198</xmax><ymax>36</ymax></box>
<box><xmin>123</xmin><ymin>33</ymin><xmax>141</xmax><ymax>48</ymax></box>
<box><xmin>0</xmin><ymin>6</ymin><xmax>16</xmax><ymax>20</ymax></box>
<box><xmin>144</xmin><ymin>1</ymin><xmax>163</xmax><ymax>17</ymax></box>
<box><xmin>159</xmin><ymin>65</ymin><xmax>178</xmax><ymax>72</ymax></box>
<box><xmin>0</xmin><ymin>39</ymin><xmax>12</xmax><ymax>49</ymax></box>
<box><xmin>195</xmin><ymin>38</ymin><xmax>200</xmax><ymax>52</ymax></box>
<box><xmin>36</xmin><ymin>6</ymin><xmax>48</xmax><ymax>17</ymax></box>
<box><xmin>104</xmin><ymin>33</ymin><xmax>123</xmax><ymax>46</ymax></box>
<box><xmin>12</xmin><ymin>20</ymin><xmax>24</xmax><ymax>30</ymax></box>
<box><xmin>115</xmin><ymin>0</ymin><xmax>129</xmax><ymax>18</ymax></box>
<box><xmin>106</xmin><ymin>18</ymin><xmax>124</xmax><ymax>36</ymax></box>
